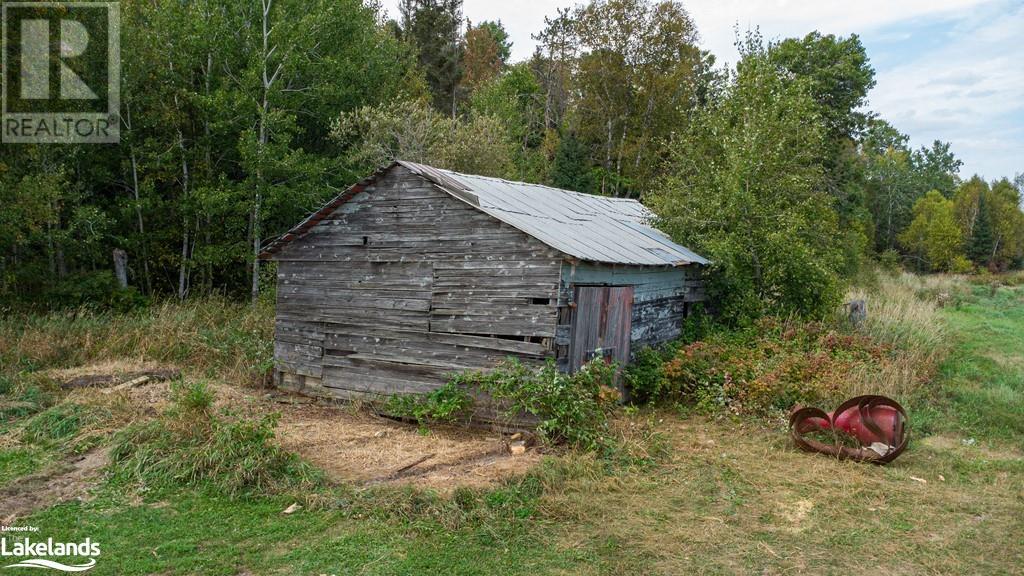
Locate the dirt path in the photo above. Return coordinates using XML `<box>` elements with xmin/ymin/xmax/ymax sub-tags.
<box><xmin>0</xmin><ymin>448</ymin><xmax>110</xmax><ymax>523</ymax></box>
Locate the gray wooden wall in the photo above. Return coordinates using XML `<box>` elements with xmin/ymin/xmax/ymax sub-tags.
<box><xmin>271</xmin><ymin>166</ymin><xmax>562</xmax><ymax>400</ymax></box>
<box><xmin>558</xmin><ymin>261</ymin><xmax>705</xmax><ymax>355</ymax></box>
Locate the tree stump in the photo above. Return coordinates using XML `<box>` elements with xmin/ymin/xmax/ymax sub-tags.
<box><xmin>113</xmin><ymin>248</ymin><xmax>128</xmax><ymax>289</ymax></box>
<box><xmin>847</xmin><ymin>299</ymin><xmax>867</xmax><ymax>327</ymax></box>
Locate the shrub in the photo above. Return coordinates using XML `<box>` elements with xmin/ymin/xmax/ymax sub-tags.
<box><xmin>42</xmin><ymin>271</ymin><xmax>149</xmax><ymax>312</ymax></box>
<box><xmin>452</xmin><ymin>358</ymin><xmax>619</xmax><ymax>450</ymax></box>
<box><xmin>879</xmin><ymin>249</ymin><xmax>901</xmax><ymax>271</ymax></box>
<box><xmin>383</xmin><ymin>381</ymin><xmax>472</xmax><ymax>426</ymax></box>
<box><xmin>624</xmin><ymin>345</ymin><xmax>675</xmax><ymax>404</ymax></box>
<box><xmin>655</xmin><ymin>318</ymin><xmax>890</xmax><ymax>416</ymax></box>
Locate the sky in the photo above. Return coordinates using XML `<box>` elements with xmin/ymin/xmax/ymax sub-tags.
<box><xmin>379</xmin><ymin>0</ymin><xmax>1024</xmax><ymax>182</ymax></box>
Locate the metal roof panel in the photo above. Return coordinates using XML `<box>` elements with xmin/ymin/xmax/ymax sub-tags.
<box><xmin>398</xmin><ymin>160</ymin><xmax>709</xmax><ymax>267</ymax></box>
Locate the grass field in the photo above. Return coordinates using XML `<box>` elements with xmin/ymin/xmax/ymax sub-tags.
<box><xmin>2</xmin><ymin>275</ymin><xmax>1023</xmax><ymax>575</ymax></box>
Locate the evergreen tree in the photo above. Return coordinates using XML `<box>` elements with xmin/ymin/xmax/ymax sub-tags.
<box><xmin>399</xmin><ymin>0</ymin><xmax>465</xmax><ymax>116</ymax></box>
<box><xmin>967</xmin><ymin>193</ymin><xmax>995</xmax><ymax>267</ymax></box>
<box><xmin>550</xmin><ymin>134</ymin><xmax>595</xmax><ymax>194</ymax></box>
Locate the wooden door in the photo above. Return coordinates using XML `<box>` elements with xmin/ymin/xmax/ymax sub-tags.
<box><xmin>568</xmin><ymin>286</ymin><xmax>634</xmax><ymax>374</ymax></box>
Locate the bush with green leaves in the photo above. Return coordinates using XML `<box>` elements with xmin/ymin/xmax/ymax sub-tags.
<box><xmin>41</xmin><ymin>271</ymin><xmax>149</xmax><ymax>312</ymax></box>
<box><xmin>451</xmin><ymin>358</ymin><xmax>619</xmax><ymax>450</ymax></box>
<box><xmin>648</xmin><ymin>33</ymin><xmax>845</xmax><ymax>323</ymax></box>
<box><xmin>382</xmin><ymin>381</ymin><xmax>472</xmax><ymax>426</ymax></box>
<box><xmin>652</xmin><ymin>317</ymin><xmax>890</xmax><ymax>415</ymax></box>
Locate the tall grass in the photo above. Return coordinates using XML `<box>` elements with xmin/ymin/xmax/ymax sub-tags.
<box><xmin>843</xmin><ymin>271</ymin><xmax>956</xmax><ymax>399</ymax></box>
<box><xmin>0</xmin><ymin>297</ymin><xmax>273</xmax><ymax>384</ymax></box>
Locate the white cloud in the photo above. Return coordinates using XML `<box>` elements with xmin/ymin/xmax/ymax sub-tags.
<box><xmin>683</xmin><ymin>0</ymin><xmax>991</xmax><ymax>65</ymax></box>
<box><xmin>866</xmin><ymin>0</ymin><xmax>1024</xmax><ymax>179</ymax></box>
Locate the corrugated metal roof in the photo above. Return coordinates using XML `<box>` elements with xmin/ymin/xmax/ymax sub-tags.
<box><xmin>261</xmin><ymin>160</ymin><xmax>709</xmax><ymax>266</ymax></box>
<box><xmin>397</xmin><ymin>161</ymin><xmax>708</xmax><ymax>266</ymax></box>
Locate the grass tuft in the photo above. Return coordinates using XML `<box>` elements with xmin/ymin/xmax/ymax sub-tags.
<box><xmin>109</xmin><ymin>385</ymin><xmax>321</xmax><ymax>498</ymax></box>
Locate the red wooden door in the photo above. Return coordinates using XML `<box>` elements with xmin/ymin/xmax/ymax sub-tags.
<box><xmin>568</xmin><ymin>286</ymin><xmax>634</xmax><ymax>373</ymax></box>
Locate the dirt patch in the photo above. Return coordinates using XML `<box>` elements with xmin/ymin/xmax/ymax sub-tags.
<box><xmin>0</xmin><ymin>448</ymin><xmax>110</xmax><ymax>523</ymax></box>
<box><xmin>271</xmin><ymin>402</ymin><xmax>542</xmax><ymax>490</ymax></box>
<box><xmin>39</xmin><ymin>362</ymin><xmax>542</xmax><ymax>490</ymax></box>
<box><xmin>22</xmin><ymin>362</ymin><xmax>542</xmax><ymax>491</ymax></box>
<box><xmin>919</xmin><ymin>434</ymin><xmax>1024</xmax><ymax>461</ymax></box>
<box><xmin>45</xmin><ymin>360</ymin><xmax>172</xmax><ymax>384</ymax></box>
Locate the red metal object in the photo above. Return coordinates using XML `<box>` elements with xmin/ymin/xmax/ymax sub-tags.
<box><xmin>789</xmin><ymin>395</ymin><xmax>908</xmax><ymax>464</ymax></box>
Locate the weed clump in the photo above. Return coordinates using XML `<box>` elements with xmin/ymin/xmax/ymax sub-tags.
<box><xmin>453</xmin><ymin>358</ymin><xmax>619</xmax><ymax>450</ymax></box>
<box><xmin>110</xmin><ymin>382</ymin><xmax>320</xmax><ymax>497</ymax></box>
<box><xmin>0</xmin><ymin>373</ymin><xmax>56</xmax><ymax>421</ymax></box>
<box><xmin>382</xmin><ymin>381</ymin><xmax>472</xmax><ymax>427</ymax></box>
<box><xmin>22</xmin><ymin>403</ymin><xmax>99</xmax><ymax>444</ymax></box>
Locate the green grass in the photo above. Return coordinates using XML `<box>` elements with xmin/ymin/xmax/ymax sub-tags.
<box><xmin>5</xmin><ymin>281</ymin><xmax>1024</xmax><ymax>574</ymax></box>
<box><xmin>25</xmin><ymin>472</ymin><xmax>590</xmax><ymax>575</ymax></box>
<box><xmin>936</xmin><ymin>285</ymin><xmax>1024</xmax><ymax>442</ymax></box>
<box><xmin>0</xmin><ymin>447</ymin><xmax>47</xmax><ymax>488</ymax></box>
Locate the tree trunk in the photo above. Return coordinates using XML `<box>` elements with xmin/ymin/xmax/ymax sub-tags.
<box><xmin>251</xmin><ymin>0</ymin><xmax>274</xmax><ymax>304</ymax></box>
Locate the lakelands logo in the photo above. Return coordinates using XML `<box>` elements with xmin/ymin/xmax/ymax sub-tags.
<box><xmin>1</xmin><ymin>532</ymin><xmax>100</xmax><ymax>572</ymax></box>
<box><xmin>1</xmin><ymin>2</ymin><xmax>120</xmax><ymax>143</ymax></box>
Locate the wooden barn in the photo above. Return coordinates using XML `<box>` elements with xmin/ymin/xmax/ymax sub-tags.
<box><xmin>259</xmin><ymin>161</ymin><xmax>708</xmax><ymax>402</ymax></box>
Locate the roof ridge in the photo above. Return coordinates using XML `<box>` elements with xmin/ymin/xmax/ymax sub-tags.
<box><xmin>424</xmin><ymin>162</ymin><xmax>645</xmax><ymax>205</ymax></box>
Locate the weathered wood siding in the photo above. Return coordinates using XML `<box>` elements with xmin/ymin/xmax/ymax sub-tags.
<box><xmin>271</xmin><ymin>166</ymin><xmax>562</xmax><ymax>400</ymax></box>
<box><xmin>556</xmin><ymin>261</ymin><xmax>704</xmax><ymax>365</ymax></box>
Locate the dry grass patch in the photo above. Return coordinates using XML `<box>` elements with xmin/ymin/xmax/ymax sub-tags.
<box><xmin>271</xmin><ymin>401</ymin><xmax>542</xmax><ymax>490</ymax></box>
<box><xmin>540</xmin><ymin>413</ymin><xmax>1024</xmax><ymax>575</ymax></box>
<box><xmin>0</xmin><ymin>297</ymin><xmax>273</xmax><ymax>384</ymax></box>
<box><xmin>842</xmin><ymin>271</ymin><xmax>956</xmax><ymax>401</ymax></box>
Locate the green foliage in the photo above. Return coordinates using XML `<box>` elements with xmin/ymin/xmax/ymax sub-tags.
<box><xmin>110</xmin><ymin>387</ymin><xmax>320</xmax><ymax>497</ymax></box>
<box><xmin>899</xmin><ymin>190</ymin><xmax>966</xmax><ymax>272</ymax></box>
<box><xmin>1</xmin><ymin>0</ymin><xmax>417</xmax><ymax>304</ymax></box>
<box><xmin>42</xmin><ymin>271</ymin><xmax>149</xmax><ymax>312</ymax></box>
<box><xmin>549</xmin><ymin>133</ymin><xmax>596</xmax><ymax>194</ymax></box>
<box><xmin>170</xmin><ymin>381</ymin><xmax>216</xmax><ymax>414</ymax></box>
<box><xmin>649</xmin><ymin>33</ymin><xmax>844</xmax><ymax>322</ymax></box>
<box><xmin>879</xmin><ymin>248</ymin><xmax>902</xmax><ymax>271</ymax></box>
<box><xmin>333</xmin><ymin>99</ymin><xmax>515</xmax><ymax>178</ymax></box>
<box><xmin>477</xmin><ymin>20</ymin><xmax>512</xmax><ymax>63</ymax></box>
<box><xmin>623</xmin><ymin>345</ymin><xmax>677</xmax><ymax>404</ymax></box>
<box><xmin>451</xmin><ymin>358</ymin><xmax>619</xmax><ymax>449</ymax></box>
<box><xmin>0</xmin><ymin>448</ymin><xmax>45</xmax><ymax>488</ymax></box>
<box><xmin>0</xmin><ymin>376</ymin><xmax>54</xmax><ymax>421</ymax></box>
<box><xmin>469</xmin><ymin>64</ymin><xmax>548</xmax><ymax>181</ymax></box>
<box><xmin>397</xmin><ymin>0</ymin><xmax>465</xmax><ymax>114</ymax></box>
<box><xmin>768</xmin><ymin>32</ymin><xmax>875</xmax><ymax>141</ymax></box>
<box><xmin>383</xmin><ymin>381</ymin><xmax>472</xmax><ymax>425</ymax></box>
